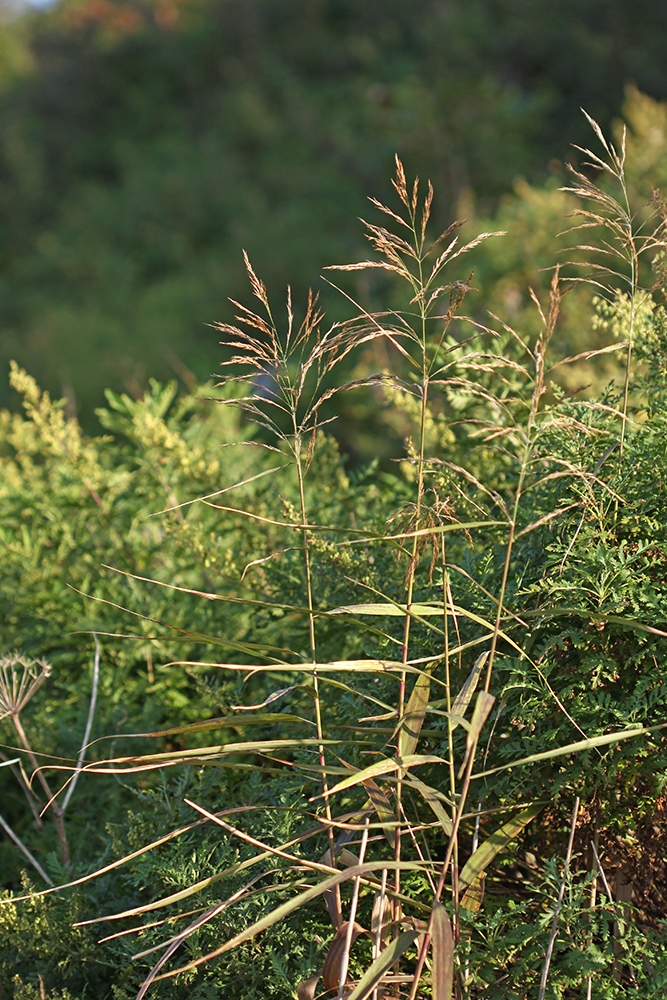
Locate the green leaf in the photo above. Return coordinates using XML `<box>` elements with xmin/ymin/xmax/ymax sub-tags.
<box><xmin>399</xmin><ymin>668</ymin><xmax>433</xmax><ymax>758</ymax></box>
<box><xmin>450</xmin><ymin>651</ymin><xmax>489</xmax><ymax>729</ymax></box>
<box><xmin>362</xmin><ymin>778</ymin><xmax>397</xmax><ymax>849</ymax></box>
<box><xmin>146</xmin><ymin>713</ymin><xmax>309</xmax><ymax>738</ymax></box>
<box><xmin>313</xmin><ymin>754</ymin><xmax>446</xmax><ymax>800</ymax></box>
<box><xmin>459</xmin><ymin>803</ymin><xmax>542</xmax><ymax>895</ymax></box>
<box><xmin>458</xmin><ymin>690</ymin><xmax>495</xmax><ymax>777</ymax></box>
<box><xmin>404</xmin><ymin>777</ymin><xmax>454</xmax><ymax>837</ymax></box>
<box><xmin>146</xmin><ymin>862</ymin><xmax>428</xmax><ymax>981</ymax></box>
<box><xmin>473</xmin><ymin>723</ymin><xmax>667</xmax><ymax>779</ymax></box>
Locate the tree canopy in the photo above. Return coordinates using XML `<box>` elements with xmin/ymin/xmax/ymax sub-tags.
<box><xmin>1</xmin><ymin>0</ymin><xmax>667</xmax><ymax>419</ymax></box>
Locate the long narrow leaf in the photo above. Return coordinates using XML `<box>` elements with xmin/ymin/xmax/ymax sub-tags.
<box><xmin>404</xmin><ymin>777</ymin><xmax>453</xmax><ymax>837</ymax></box>
<box><xmin>399</xmin><ymin>669</ymin><xmax>433</xmax><ymax>758</ymax></box>
<box><xmin>362</xmin><ymin>778</ymin><xmax>397</xmax><ymax>849</ymax></box>
<box><xmin>458</xmin><ymin>691</ymin><xmax>495</xmax><ymax>777</ymax></box>
<box><xmin>145</xmin><ymin>713</ymin><xmax>312</xmax><ymax>739</ymax></box>
<box><xmin>459</xmin><ymin>803</ymin><xmax>542</xmax><ymax>894</ymax></box>
<box><xmin>312</xmin><ymin>754</ymin><xmax>445</xmax><ymax>801</ymax></box>
<box><xmin>79</xmin><ymin>738</ymin><xmax>339</xmax><ymax>772</ymax></box>
<box><xmin>450</xmin><ymin>651</ymin><xmax>488</xmax><ymax>725</ymax></box>
<box><xmin>76</xmin><ymin>811</ymin><xmax>348</xmax><ymax>925</ymax></box>
<box><xmin>331</xmin><ymin>602</ymin><xmax>445</xmax><ymax>616</ymax></box>
<box><xmin>5</xmin><ymin>817</ymin><xmax>221</xmax><ymax>907</ymax></box>
<box><xmin>431</xmin><ymin>902</ymin><xmax>454</xmax><ymax>1000</ymax></box>
<box><xmin>148</xmin><ymin>863</ymin><xmax>429</xmax><ymax>982</ymax></box>
<box><xmin>473</xmin><ymin>724</ymin><xmax>667</xmax><ymax>780</ymax></box>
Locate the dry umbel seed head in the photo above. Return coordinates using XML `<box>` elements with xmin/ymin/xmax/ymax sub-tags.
<box><xmin>0</xmin><ymin>652</ymin><xmax>52</xmax><ymax>721</ymax></box>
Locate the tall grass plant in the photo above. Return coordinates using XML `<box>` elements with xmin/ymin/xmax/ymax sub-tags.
<box><xmin>2</xmin><ymin>115</ymin><xmax>667</xmax><ymax>999</ymax></box>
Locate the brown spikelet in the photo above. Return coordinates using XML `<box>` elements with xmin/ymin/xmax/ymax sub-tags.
<box><xmin>242</xmin><ymin>249</ymin><xmax>269</xmax><ymax>307</ymax></box>
<box><xmin>393</xmin><ymin>154</ymin><xmax>409</xmax><ymax>207</ymax></box>
<box><xmin>421</xmin><ymin>180</ymin><xmax>434</xmax><ymax>244</ymax></box>
<box><xmin>368</xmin><ymin>195</ymin><xmax>413</xmax><ymax>231</ymax></box>
<box><xmin>411</xmin><ymin>176</ymin><xmax>419</xmax><ymax>215</ymax></box>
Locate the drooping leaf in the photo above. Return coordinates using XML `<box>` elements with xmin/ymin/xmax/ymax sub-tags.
<box><xmin>473</xmin><ymin>723</ymin><xmax>667</xmax><ymax>780</ymax></box>
<box><xmin>146</xmin><ymin>711</ymin><xmax>308</xmax><ymax>738</ymax></box>
<box><xmin>312</xmin><ymin>754</ymin><xmax>445</xmax><ymax>801</ymax></box>
<box><xmin>145</xmin><ymin>862</ymin><xmax>430</xmax><ymax>981</ymax></box>
<box><xmin>404</xmin><ymin>777</ymin><xmax>454</xmax><ymax>837</ymax></box>
<box><xmin>297</xmin><ymin>971</ymin><xmax>321</xmax><ymax>1000</ymax></box>
<box><xmin>459</xmin><ymin>803</ymin><xmax>542</xmax><ymax>898</ymax></box>
<box><xmin>323</xmin><ymin>921</ymin><xmax>367</xmax><ymax>991</ymax></box>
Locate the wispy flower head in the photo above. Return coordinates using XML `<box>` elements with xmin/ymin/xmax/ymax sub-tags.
<box><xmin>213</xmin><ymin>252</ymin><xmax>369</xmax><ymax>449</ymax></box>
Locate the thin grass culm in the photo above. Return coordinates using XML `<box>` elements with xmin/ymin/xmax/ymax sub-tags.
<box><xmin>212</xmin><ymin>257</ymin><xmax>372</xmax><ymax>931</ymax></box>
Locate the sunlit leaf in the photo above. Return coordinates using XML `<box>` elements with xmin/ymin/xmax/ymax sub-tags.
<box><xmin>312</xmin><ymin>754</ymin><xmax>445</xmax><ymax>801</ymax></box>
<box><xmin>450</xmin><ymin>651</ymin><xmax>489</xmax><ymax>726</ymax></box>
<box><xmin>473</xmin><ymin>723</ymin><xmax>667</xmax><ymax>780</ymax></box>
<box><xmin>459</xmin><ymin>803</ymin><xmax>542</xmax><ymax>897</ymax></box>
<box><xmin>147</xmin><ymin>862</ymin><xmax>430</xmax><ymax>981</ymax></box>
<box><xmin>399</xmin><ymin>668</ymin><xmax>433</xmax><ymax>758</ymax></box>
<box><xmin>457</xmin><ymin>690</ymin><xmax>495</xmax><ymax>777</ymax></box>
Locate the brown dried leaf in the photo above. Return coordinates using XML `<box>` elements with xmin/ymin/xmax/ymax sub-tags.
<box><xmin>297</xmin><ymin>971</ymin><xmax>322</xmax><ymax>1000</ymax></box>
<box><xmin>431</xmin><ymin>901</ymin><xmax>454</xmax><ymax>1000</ymax></box>
<box><xmin>323</xmin><ymin>921</ymin><xmax>367</xmax><ymax>991</ymax></box>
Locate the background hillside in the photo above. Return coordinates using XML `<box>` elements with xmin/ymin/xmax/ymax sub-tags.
<box><xmin>1</xmin><ymin>0</ymin><xmax>667</xmax><ymax>428</ymax></box>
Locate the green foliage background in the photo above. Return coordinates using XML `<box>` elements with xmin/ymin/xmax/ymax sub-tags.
<box><xmin>0</xmin><ymin>0</ymin><xmax>667</xmax><ymax>429</ymax></box>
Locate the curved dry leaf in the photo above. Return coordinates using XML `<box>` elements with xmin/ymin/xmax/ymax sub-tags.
<box><xmin>323</xmin><ymin>921</ymin><xmax>367</xmax><ymax>991</ymax></box>
<box><xmin>297</xmin><ymin>971</ymin><xmax>322</xmax><ymax>1000</ymax></box>
<box><xmin>346</xmin><ymin>930</ymin><xmax>419</xmax><ymax>1000</ymax></box>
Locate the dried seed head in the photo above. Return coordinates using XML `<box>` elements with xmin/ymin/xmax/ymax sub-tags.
<box><xmin>392</xmin><ymin>155</ymin><xmax>409</xmax><ymax>207</ymax></box>
<box><xmin>0</xmin><ymin>653</ymin><xmax>52</xmax><ymax>720</ymax></box>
